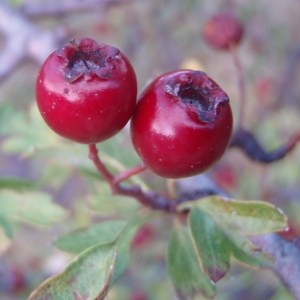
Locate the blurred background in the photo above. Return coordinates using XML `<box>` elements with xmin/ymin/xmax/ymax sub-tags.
<box><xmin>0</xmin><ymin>0</ymin><xmax>300</xmax><ymax>299</ymax></box>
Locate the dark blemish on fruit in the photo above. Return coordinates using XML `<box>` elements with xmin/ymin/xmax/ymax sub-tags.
<box><xmin>164</xmin><ymin>70</ymin><xmax>229</xmax><ymax>123</ymax></box>
<box><xmin>57</xmin><ymin>38</ymin><xmax>120</xmax><ymax>83</ymax></box>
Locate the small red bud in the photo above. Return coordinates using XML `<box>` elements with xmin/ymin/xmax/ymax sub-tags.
<box><xmin>202</xmin><ymin>13</ymin><xmax>244</xmax><ymax>50</ymax></box>
<box><xmin>131</xmin><ymin>224</ymin><xmax>155</xmax><ymax>250</ymax></box>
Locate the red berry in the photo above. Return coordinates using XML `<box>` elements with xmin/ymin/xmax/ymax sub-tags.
<box><xmin>278</xmin><ymin>222</ymin><xmax>299</xmax><ymax>241</ymax></box>
<box><xmin>130</xmin><ymin>70</ymin><xmax>233</xmax><ymax>178</ymax></box>
<box><xmin>36</xmin><ymin>38</ymin><xmax>137</xmax><ymax>144</ymax></box>
<box><xmin>129</xmin><ymin>291</ymin><xmax>148</xmax><ymax>300</ymax></box>
<box><xmin>131</xmin><ymin>224</ymin><xmax>155</xmax><ymax>250</ymax></box>
<box><xmin>213</xmin><ymin>165</ymin><xmax>237</xmax><ymax>189</ymax></box>
<box><xmin>202</xmin><ymin>13</ymin><xmax>243</xmax><ymax>50</ymax></box>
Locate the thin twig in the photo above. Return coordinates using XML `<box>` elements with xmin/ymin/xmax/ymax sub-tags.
<box><xmin>88</xmin><ymin>144</ymin><xmax>176</xmax><ymax>211</ymax></box>
<box><xmin>113</xmin><ymin>163</ymin><xmax>147</xmax><ymax>185</ymax></box>
<box><xmin>0</xmin><ymin>0</ymin><xmax>132</xmax><ymax>84</ymax></box>
<box><xmin>88</xmin><ymin>144</ymin><xmax>223</xmax><ymax>211</ymax></box>
<box><xmin>230</xmin><ymin>44</ymin><xmax>246</xmax><ymax>129</ymax></box>
<box><xmin>230</xmin><ymin>128</ymin><xmax>300</xmax><ymax>163</ymax></box>
<box><xmin>251</xmin><ymin>234</ymin><xmax>300</xmax><ymax>300</ymax></box>
<box><xmin>20</xmin><ymin>0</ymin><xmax>133</xmax><ymax>18</ymax></box>
<box><xmin>274</xmin><ymin>45</ymin><xmax>300</xmax><ymax>109</ymax></box>
<box><xmin>0</xmin><ymin>2</ymin><xmax>67</xmax><ymax>83</ymax></box>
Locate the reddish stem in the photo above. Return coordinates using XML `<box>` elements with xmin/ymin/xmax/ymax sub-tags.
<box><xmin>230</xmin><ymin>44</ymin><xmax>246</xmax><ymax>129</ymax></box>
<box><xmin>113</xmin><ymin>164</ymin><xmax>147</xmax><ymax>185</ymax></box>
<box><xmin>88</xmin><ymin>143</ymin><xmax>176</xmax><ymax>211</ymax></box>
<box><xmin>89</xmin><ymin>143</ymin><xmax>114</xmax><ymax>183</ymax></box>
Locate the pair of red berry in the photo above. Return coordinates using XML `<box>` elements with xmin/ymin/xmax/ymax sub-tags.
<box><xmin>36</xmin><ymin>37</ymin><xmax>233</xmax><ymax>178</ymax></box>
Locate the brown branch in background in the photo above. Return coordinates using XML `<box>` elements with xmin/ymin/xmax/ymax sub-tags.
<box><xmin>19</xmin><ymin>0</ymin><xmax>133</xmax><ymax>19</ymax></box>
<box><xmin>251</xmin><ymin>234</ymin><xmax>300</xmax><ymax>300</ymax></box>
<box><xmin>229</xmin><ymin>128</ymin><xmax>300</xmax><ymax>163</ymax></box>
<box><xmin>230</xmin><ymin>44</ymin><xmax>246</xmax><ymax>129</ymax></box>
<box><xmin>0</xmin><ymin>2</ymin><xmax>67</xmax><ymax>83</ymax></box>
<box><xmin>274</xmin><ymin>45</ymin><xmax>300</xmax><ymax>109</ymax></box>
<box><xmin>0</xmin><ymin>0</ymin><xmax>133</xmax><ymax>84</ymax></box>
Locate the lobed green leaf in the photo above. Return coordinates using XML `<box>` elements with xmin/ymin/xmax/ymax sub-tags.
<box><xmin>167</xmin><ymin>220</ymin><xmax>216</xmax><ymax>299</ymax></box>
<box><xmin>179</xmin><ymin>195</ymin><xmax>287</xmax><ymax>235</ymax></box>
<box><xmin>54</xmin><ymin>220</ymin><xmax>127</xmax><ymax>254</ymax></box>
<box><xmin>175</xmin><ymin>190</ymin><xmax>287</xmax><ymax>285</ymax></box>
<box><xmin>0</xmin><ymin>178</ymin><xmax>35</xmax><ymax>190</ymax></box>
<box><xmin>188</xmin><ymin>207</ymin><xmax>272</xmax><ymax>283</ymax></box>
<box><xmin>0</xmin><ymin>189</ymin><xmax>67</xmax><ymax>229</ymax></box>
<box><xmin>28</xmin><ymin>213</ymin><xmax>147</xmax><ymax>300</ymax></box>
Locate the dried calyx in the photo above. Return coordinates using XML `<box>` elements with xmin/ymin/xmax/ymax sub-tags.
<box><xmin>164</xmin><ymin>70</ymin><xmax>229</xmax><ymax>122</ymax></box>
<box><xmin>56</xmin><ymin>38</ymin><xmax>120</xmax><ymax>83</ymax></box>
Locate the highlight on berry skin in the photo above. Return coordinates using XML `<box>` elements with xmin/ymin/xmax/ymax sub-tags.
<box><xmin>202</xmin><ymin>12</ymin><xmax>244</xmax><ymax>50</ymax></box>
<box><xmin>130</xmin><ymin>69</ymin><xmax>233</xmax><ymax>179</ymax></box>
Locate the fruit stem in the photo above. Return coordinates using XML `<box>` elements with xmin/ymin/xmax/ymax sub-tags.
<box><xmin>88</xmin><ymin>143</ymin><xmax>177</xmax><ymax>211</ymax></box>
<box><xmin>113</xmin><ymin>164</ymin><xmax>148</xmax><ymax>185</ymax></box>
<box><xmin>230</xmin><ymin>44</ymin><xmax>246</xmax><ymax>129</ymax></box>
<box><xmin>89</xmin><ymin>143</ymin><xmax>114</xmax><ymax>182</ymax></box>
<box><xmin>88</xmin><ymin>144</ymin><xmax>225</xmax><ymax>212</ymax></box>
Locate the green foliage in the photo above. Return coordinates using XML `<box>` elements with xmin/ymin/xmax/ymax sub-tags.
<box><xmin>1</xmin><ymin>104</ymin><xmax>63</xmax><ymax>156</ymax></box>
<box><xmin>1</xmin><ymin>1</ymin><xmax>299</xmax><ymax>299</ymax></box>
<box><xmin>0</xmin><ymin>177</ymin><xmax>35</xmax><ymax>190</ymax></box>
<box><xmin>167</xmin><ymin>221</ymin><xmax>216</xmax><ymax>299</ymax></box>
<box><xmin>0</xmin><ymin>189</ymin><xmax>67</xmax><ymax>238</ymax></box>
<box><xmin>28</xmin><ymin>213</ymin><xmax>146</xmax><ymax>300</ymax></box>
<box><xmin>29</xmin><ymin>243</ymin><xmax>120</xmax><ymax>300</ymax></box>
<box><xmin>86</xmin><ymin>182</ymin><xmax>140</xmax><ymax>216</ymax></box>
<box><xmin>167</xmin><ymin>196</ymin><xmax>287</xmax><ymax>298</ymax></box>
<box><xmin>0</xmin><ymin>99</ymin><xmax>290</xmax><ymax>299</ymax></box>
<box><xmin>8</xmin><ymin>0</ymin><xmax>22</xmax><ymax>7</ymax></box>
<box><xmin>188</xmin><ymin>207</ymin><xmax>271</xmax><ymax>282</ymax></box>
<box><xmin>182</xmin><ymin>196</ymin><xmax>288</xmax><ymax>235</ymax></box>
<box><xmin>54</xmin><ymin>220</ymin><xmax>128</xmax><ymax>254</ymax></box>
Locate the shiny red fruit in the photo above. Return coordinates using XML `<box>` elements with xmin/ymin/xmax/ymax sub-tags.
<box><xmin>202</xmin><ymin>13</ymin><xmax>243</xmax><ymax>50</ymax></box>
<box><xmin>130</xmin><ymin>70</ymin><xmax>233</xmax><ymax>178</ymax></box>
<box><xmin>36</xmin><ymin>38</ymin><xmax>137</xmax><ymax>144</ymax></box>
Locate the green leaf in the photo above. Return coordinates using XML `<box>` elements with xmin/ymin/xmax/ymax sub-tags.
<box><xmin>0</xmin><ymin>213</ymin><xmax>14</xmax><ymax>239</ymax></box>
<box><xmin>28</xmin><ymin>242</ymin><xmax>119</xmax><ymax>300</ymax></box>
<box><xmin>54</xmin><ymin>220</ymin><xmax>128</xmax><ymax>254</ymax></box>
<box><xmin>98</xmin><ymin>134</ymin><xmax>141</xmax><ymax>170</ymax></box>
<box><xmin>178</xmin><ymin>196</ymin><xmax>288</xmax><ymax>283</ymax></box>
<box><xmin>28</xmin><ymin>214</ymin><xmax>146</xmax><ymax>300</ymax></box>
<box><xmin>0</xmin><ymin>103</ymin><xmax>23</xmax><ymax>135</ymax></box>
<box><xmin>2</xmin><ymin>104</ymin><xmax>63</xmax><ymax>156</ymax></box>
<box><xmin>180</xmin><ymin>196</ymin><xmax>287</xmax><ymax>235</ymax></box>
<box><xmin>188</xmin><ymin>208</ymin><xmax>272</xmax><ymax>282</ymax></box>
<box><xmin>0</xmin><ymin>177</ymin><xmax>35</xmax><ymax>190</ymax></box>
<box><xmin>0</xmin><ymin>189</ymin><xmax>67</xmax><ymax>227</ymax></box>
<box><xmin>87</xmin><ymin>182</ymin><xmax>139</xmax><ymax>216</ymax></box>
<box><xmin>9</xmin><ymin>0</ymin><xmax>22</xmax><ymax>7</ymax></box>
<box><xmin>167</xmin><ymin>220</ymin><xmax>216</xmax><ymax>299</ymax></box>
